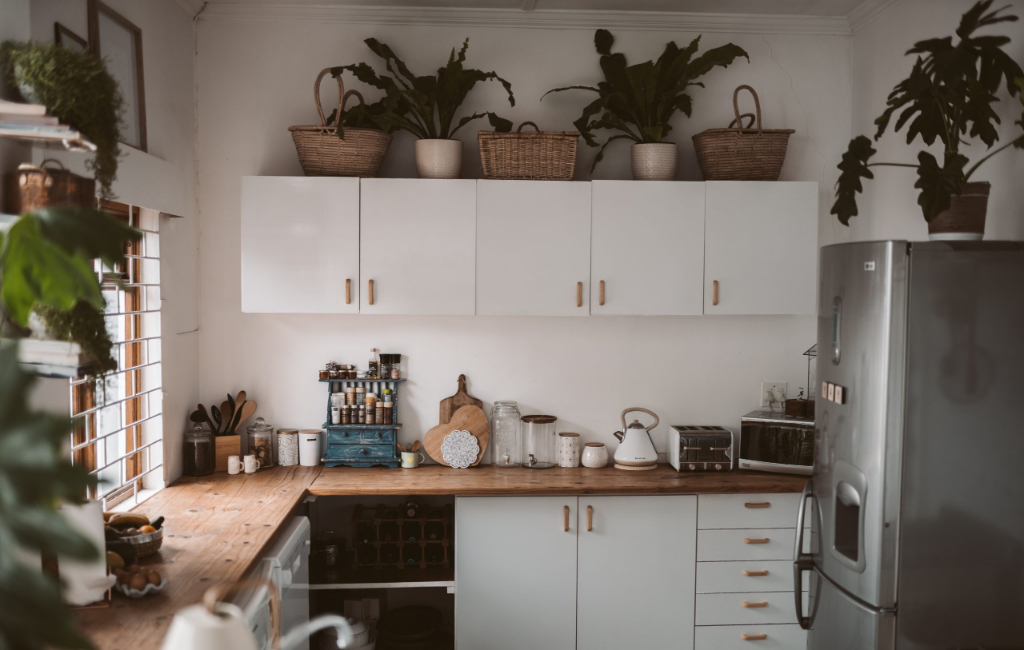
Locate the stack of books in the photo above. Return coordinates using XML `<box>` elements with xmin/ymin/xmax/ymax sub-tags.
<box><xmin>14</xmin><ymin>338</ymin><xmax>91</xmax><ymax>377</ymax></box>
<box><xmin>0</xmin><ymin>99</ymin><xmax>85</xmax><ymax>143</ymax></box>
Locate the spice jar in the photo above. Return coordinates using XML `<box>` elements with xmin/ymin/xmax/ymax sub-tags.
<box><xmin>346</xmin><ymin>368</ymin><xmax>357</xmax><ymax>379</ymax></box>
<box><xmin>390</xmin><ymin>354</ymin><xmax>402</xmax><ymax>379</ymax></box>
<box><xmin>341</xmin><ymin>405</ymin><xmax>351</xmax><ymax>425</ymax></box>
<box><xmin>355</xmin><ymin>387</ymin><xmax>366</xmax><ymax>405</ymax></box>
<box><xmin>382</xmin><ymin>388</ymin><xmax>393</xmax><ymax>402</ymax></box>
<box><xmin>345</xmin><ymin>387</ymin><xmax>356</xmax><ymax>406</ymax></box>
<box><xmin>277</xmin><ymin>429</ymin><xmax>299</xmax><ymax>466</ymax></box>
<box><xmin>183</xmin><ymin>425</ymin><xmax>214</xmax><ymax>476</ymax></box>
<box><xmin>319</xmin><ymin>369</ymin><xmax>329</xmax><ymax>380</ymax></box>
<box><xmin>246</xmin><ymin>417</ymin><xmax>274</xmax><ymax>468</ymax></box>
<box><xmin>366</xmin><ymin>404</ymin><xmax>375</xmax><ymax>425</ymax></box>
<box><xmin>376</xmin><ymin>403</ymin><xmax>384</xmax><ymax>425</ymax></box>
<box><xmin>358</xmin><ymin>405</ymin><xmax>366</xmax><ymax>424</ymax></box>
<box><xmin>383</xmin><ymin>402</ymin><xmax>394</xmax><ymax>424</ymax></box>
<box><xmin>331</xmin><ymin>407</ymin><xmax>341</xmax><ymax>425</ymax></box>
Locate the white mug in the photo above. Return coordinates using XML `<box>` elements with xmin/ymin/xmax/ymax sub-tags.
<box><xmin>227</xmin><ymin>455</ymin><xmax>242</xmax><ymax>475</ymax></box>
<box><xmin>244</xmin><ymin>454</ymin><xmax>261</xmax><ymax>474</ymax></box>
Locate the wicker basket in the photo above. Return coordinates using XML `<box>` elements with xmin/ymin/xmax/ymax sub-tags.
<box><xmin>288</xmin><ymin>68</ymin><xmax>392</xmax><ymax>177</ymax></box>
<box><xmin>478</xmin><ymin>122</ymin><xmax>579</xmax><ymax>180</ymax></box>
<box><xmin>692</xmin><ymin>85</ymin><xmax>794</xmax><ymax>181</ymax></box>
<box><xmin>122</xmin><ymin>528</ymin><xmax>163</xmax><ymax>558</ymax></box>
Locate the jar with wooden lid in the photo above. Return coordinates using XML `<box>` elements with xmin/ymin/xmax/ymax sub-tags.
<box><xmin>277</xmin><ymin>429</ymin><xmax>299</xmax><ymax>466</ymax></box>
<box><xmin>521</xmin><ymin>414</ymin><xmax>557</xmax><ymax>469</ymax></box>
<box><xmin>246</xmin><ymin>417</ymin><xmax>274</xmax><ymax>468</ymax></box>
<box><xmin>183</xmin><ymin>425</ymin><xmax>215</xmax><ymax>476</ymax></box>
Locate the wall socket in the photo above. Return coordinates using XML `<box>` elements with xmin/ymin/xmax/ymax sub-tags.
<box><xmin>760</xmin><ymin>381</ymin><xmax>788</xmax><ymax>407</ymax></box>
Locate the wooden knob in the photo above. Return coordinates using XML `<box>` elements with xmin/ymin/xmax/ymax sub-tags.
<box><xmin>743</xmin><ymin>570</ymin><xmax>769</xmax><ymax>577</ymax></box>
<box><xmin>745</xmin><ymin>502</ymin><xmax>771</xmax><ymax>509</ymax></box>
<box><xmin>741</xmin><ymin>601</ymin><xmax>768</xmax><ymax>608</ymax></box>
<box><xmin>713</xmin><ymin>280</ymin><xmax>720</xmax><ymax>306</ymax></box>
<box><xmin>368</xmin><ymin>279</ymin><xmax>374</xmax><ymax>306</ymax></box>
<box><xmin>743</xmin><ymin>537</ymin><xmax>770</xmax><ymax>545</ymax></box>
<box><xmin>346</xmin><ymin>278</ymin><xmax>352</xmax><ymax>305</ymax></box>
<box><xmin>577</xmin><ymin>281</ymin><xmax>583</xmax><ymax>307</ymax></box>
<box><xmin>587</xmin><ymin>505</ymin><xmax>593</xmax><ymax>532</ymax></box>
<box><xmin>741</xmin><ymin>634</ymin><xmax>767</xmax><ymax>641</ymax></box>
<box><xmin>599</xmin><ymin>280</ymin><xmax>605</xmax><ymax>306</ymax></box>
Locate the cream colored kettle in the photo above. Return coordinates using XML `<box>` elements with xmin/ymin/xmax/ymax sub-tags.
<box><xmin>612</xmin><ymin>407</ymin><xmax>660</xmax><ymax>470</ymax></box>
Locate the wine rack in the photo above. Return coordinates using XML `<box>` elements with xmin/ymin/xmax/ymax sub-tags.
<box><xmin>351</xmin><ymin>503</ymin><xmax>453</xmax><ymax>572</ymax></box>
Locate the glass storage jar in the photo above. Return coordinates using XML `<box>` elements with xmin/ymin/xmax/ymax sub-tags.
<box><xmin>521</xmin><ymin>414</ymin><xmax>557</xmax><ymax>469</ymax></box>
<box><xmin>247</xmin><ymin>417</ymin><xmax>274</xmax><ymax>468</ymax></box>
<box><xmin>183</xmin><ymin>425</ymin><xmax>214</xmax><ymax>476</ymax></box>
<box><xmin>491</xmin><ymin>401</ymin><xmax>522</xmax><ymax>467</ymax></box>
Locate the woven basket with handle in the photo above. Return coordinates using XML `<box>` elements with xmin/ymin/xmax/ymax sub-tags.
<box><xmin>288</xmin><ymin>68</ymin><xmax>392</xmax><ymax>177</ymax></box>
<box><xmin>692</xmin><ymin>85</ymin><xmax>794</xmax><ymax>181</ymax></box>
<box><xmin>478</xmin><ymin>122</ymin><xmax>580</xmax><ymax>180</ymax></box>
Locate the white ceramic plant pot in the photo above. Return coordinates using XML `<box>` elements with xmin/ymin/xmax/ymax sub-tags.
<box><xmin>631</xmin><ymin>142</ymin><xmax>678</xmax><ymax>181</ymax></box>
<box><xmin>415</xmin><ymin>139</ymin><xmax>463</xmax><ymax>179</ymax></box>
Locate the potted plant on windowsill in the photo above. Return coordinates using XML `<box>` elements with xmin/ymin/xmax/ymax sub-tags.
<box><xmin>543</xmin><ymin>29</ymin><xmax>748</xmax><ymax>180</ymax></box>
<box><xmin>334</xmin><ymin>38</ymin><xmax>515</xmax><ymax>179</ymax></box>
<box><xmin>832</xmin><ymin>0</ymin><xmax>1024</xmax><ymax>239</ymax></box>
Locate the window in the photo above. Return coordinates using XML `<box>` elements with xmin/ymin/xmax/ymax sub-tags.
<box><xmin>69</xmin><ymin>200</ymin><xmax>163</xmax><ymax>509</ymax></box>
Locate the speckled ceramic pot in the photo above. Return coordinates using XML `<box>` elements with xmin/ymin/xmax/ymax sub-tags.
<box><xmin>581</xmin><ymin>442</ymin><xmax>609</xmax><ymax>469</ymax></box>
<box><xmin>415</xmin><ymin>138</ymin><xmax>463</xmax><ymax>179</ymax></box>
<box><xmin>631</xmin><ymin>143</ymin><xmax>678</xmax><ymax>181</ymax></box>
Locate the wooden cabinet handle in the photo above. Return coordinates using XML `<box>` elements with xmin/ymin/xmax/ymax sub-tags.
<box><xmin>713</xmin><ymin>280</ymin><xmax>720</xmax><ymax>306</ymax></box>
<box><xmin>587</xmin><ymin>505</ymin><xmax>593</xmax><ymax>532</ymax></box>
<box><xmin>745</xmin><ymin>502</ymin><xmax>771</xmax><ymax>509</ymax></box>
<box><xmin>742</xmin><ymin>601</ymin><xmax>769</xmax><ymax>608</ymax></box>
<box><xmin>741</xmin><ymin>634</ymin><xmax>768</xmax><ymax>641</ymax></box>
<box><xmin>599</xmin><ymin>280</ymin><xmax>605</xmax><ymax>306</ymax></box>
<box><xmin>577</xmin><ymin>281</ymin><xmax>583</xmax><ymax>307</ymax></box>
<box><xmin>743</xmin><ymin>537</ymin><xmax>770</xmax><ymax>545</ymax></box>
<box><xmin>743</xmin><ymin>570</ymin><xmax>769</xmax><ymax>577</ymax></box>
<box><xmin>368</xmin><ymin>279</ymin><xmax>374</xmax><ymax>306</ymax></box>
<box><xmin>563</xmin><ymin>505</ymin><xmax>570</xmax><ymax>532</ymax></box>
<box><xmin>346</xmin><ymin>279</ymin><xmax>352</xmax><ymax>305</ymax></box>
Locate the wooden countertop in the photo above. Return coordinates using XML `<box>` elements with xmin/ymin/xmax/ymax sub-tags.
<box><xmin>308</xmin><ymin>464</ymin><xmax>808</xmax><ymax>496</ymax></box>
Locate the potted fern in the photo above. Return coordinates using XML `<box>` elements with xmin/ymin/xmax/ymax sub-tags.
<box><xmin>333</xmin><ymin>38</ymin><xmax>515</xmax><ymax>179</ymax></box>
<box><xmin>544</xmin><ymin>29</ymin><xmax>748</xmax><ymax>180</ymax></box>
<box><xmin>832</xmin><ymin>0</ymin><xmax>1024</xmax><ymax>239</ymax></box>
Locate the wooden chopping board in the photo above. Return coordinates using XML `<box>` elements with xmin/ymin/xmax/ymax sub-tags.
<box><xmin>424</xmin><ymin>405</ymin><xmax>490</xmax><ymax>467</ymax></box>
<box><xmin>439</xmin><ymin>374</ymin><xmax>482</xmax><ymax>425</ymax></box>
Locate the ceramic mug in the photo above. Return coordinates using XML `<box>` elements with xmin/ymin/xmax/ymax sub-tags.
<box><xmin>243</xmin><ymin>454</ymin><xmax>261</xmax><ymax>474</ymax></box>
<box><xmin>227</xmin><ymin>455</ymin><xmax>243</xmax><ymax>475</ymax></box>
<box><xmin>581</xmin><ymin>442</ymin><xmax>609</xmax><ymax>468</ymax></box>
<box><xmin>558</xmin><ymin>432</ymin><xmax>581</xmax><ymax>468</ymax></box>
<box><xmin>401</xmin><ymin>452</ymin><xmax>425</xmax><ymax>468</ymax></box>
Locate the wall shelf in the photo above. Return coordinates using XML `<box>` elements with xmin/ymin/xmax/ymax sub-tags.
<box><xmin>0</xmin><ymin>132</ymin><xmax>96</xmax><ymax>152</ymax></box>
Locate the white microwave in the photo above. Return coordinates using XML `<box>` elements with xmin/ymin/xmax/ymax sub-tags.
<box><xmin>738</xmin><ymin>410</ymin><xmax>814</xmax><ymax>476</ymax></box>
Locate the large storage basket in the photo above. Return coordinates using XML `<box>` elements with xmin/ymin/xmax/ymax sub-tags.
<box><xmin>288</xmin><ymin>68</ymin><xmax>392</xmax><ymax>177</ymax></box>
<box><xmin>478</xmin><ymin>122</ymin><xmax>579</xmax><ymax>180</ymax></box>
<box><xmin>692</xmin><ymin>85</ymin><xmax>794</xmax><ymax>181</ymax></box>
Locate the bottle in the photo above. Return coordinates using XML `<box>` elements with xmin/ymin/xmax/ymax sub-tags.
<box><xmin>357</xmin><ymin>523</ymin><xmax>377</xmax><ymax>545</ymax></box>
<box><xmin>402</xmin><ymin>521</ymin><xmax>420</xmax><ymax>543</ymax></box>
<box><xmin>379</xmin><ymin>522</ymin><xmax>399</xmax><ymax>543</ymax></box>
<box><xmin>368</xmin><ymin>348</ymin><xmax>380</xmax><ymax>379</ymax></box>
<box><xmin>404</xmin><ymin>499</ymin><xmax>421</xmax><ymax>519</ymax></box>
<box><xmin>425</xmin><ymin>521</ymin><xmax>445</xmax><ymax>541</ymax></box>
<box><xmin>381</xmin><ymin>545</ymin><xmax>399</xmax><ymax>565</ymax></box>
<box><xmin>403</xmin><ymin>545</ymin><xmax>421</xmax><ymax>566</ymax></box>
<box><xmin>425</xmin><ymin>545</ymin><xmax>444</xmax><ymax>565</ymax></box>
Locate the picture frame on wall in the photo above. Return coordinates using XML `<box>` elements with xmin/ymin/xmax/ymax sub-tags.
<box><xmin>87</xmin><ymin>0</ymin><xmax>147</xmax><ymax>152</ymax></box>
<box><xmin>54</xmin><ymin>23</ymin><xmax>88</xmax><ymax>53</ymax></box>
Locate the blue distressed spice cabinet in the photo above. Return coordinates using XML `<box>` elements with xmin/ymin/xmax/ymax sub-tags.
<box><xmin>321</xmin><ymin>378</ymin><xmax>405</xmax><ymax>468</ymax></box>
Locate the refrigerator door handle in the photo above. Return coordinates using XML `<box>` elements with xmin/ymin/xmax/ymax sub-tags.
<box><xmin>794</xmin><ymin>481</ymin><xmax>815</xmax><ymax>630</ymax></box>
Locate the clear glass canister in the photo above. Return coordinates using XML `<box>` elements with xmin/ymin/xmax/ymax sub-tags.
<box><xmin>491</xmin><ymin>401</ymin><xmax>522</xmax><ymax>467</ymax></box>
<box><xmin>247</xmin><ymin>416</ymin><xmax>274</xmax><ymax>468</ymax></box>
<box><xmin>521</xmin><ymin>414</ymin><xmax>557</xmax><ymax>469</ymax></box>
<box><xmin>277</xmin><ymin>428</ymin><xmax>298</xmax><ymax>466</ymax></box>
<box><xmin>183</xmin><ymin>424</ymin><xmax>214</xmax><ymax>476</ymax></box>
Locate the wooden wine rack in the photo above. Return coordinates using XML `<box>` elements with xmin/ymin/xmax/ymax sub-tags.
<box><xmin>351</xmin><ymin>503</ymin><xmax>453</xmax><ymax>572</ymax></box>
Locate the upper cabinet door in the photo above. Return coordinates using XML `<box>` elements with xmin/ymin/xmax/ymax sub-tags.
<box><xmin>360</xmin><ymin>179</ymin><xmax>476</xmax><ymax>315</ymax></box>
<box><xmin>704</xmin><ymin>181</ymin><xmax>818</xmax><ymax>315</ymax></box>
<box><xmin>591</xmin><ymin>181</ymin><xmax>705</xmax><ymax>315</ymax></box>
<box><xmin>241</xmin><ymin>177</ymin><xmax>359</xmax><ymax>313</ymax></box>
<box><xmin>476</xmin><ymin>181</ymin><xmax>591</xmax><ymax>316</ymax></box>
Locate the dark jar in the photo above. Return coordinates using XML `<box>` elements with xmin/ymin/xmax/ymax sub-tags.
<box><xmin>183</xmin><ymin>425</ymin><xmax>215</xmax><ymax>476</ymax></box>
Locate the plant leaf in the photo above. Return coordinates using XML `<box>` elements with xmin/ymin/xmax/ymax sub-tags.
<box><xmin>594</xmin><ymin>29</ymin><xmax>614</xmax><ymax>56</ymax></box>
<box><xmin>915</xmin><ymin>151</ymin><xmax>968</xmax><ymax>221</ymax></box>
<box><xmin>831</xmin><ymin>135</ymin><xmax>878</xmax><ymax>226</ymax></box>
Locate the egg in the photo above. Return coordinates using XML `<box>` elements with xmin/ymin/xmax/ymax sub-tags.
<box><xmin>147</xmin><ymin>571</ymin><xmax>162</xmax><ymax>586</ymax></box>
<box><xmin>129</xmin><ymin>574</ymin><xmax>147</xmax><ymax>591</ymax></box>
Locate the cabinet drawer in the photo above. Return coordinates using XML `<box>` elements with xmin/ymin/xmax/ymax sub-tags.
<box><xmin>698</xmin><ymin>529</ymin><xmax>806</xmax><ymax>561</ymax></box>
<box><xmin>697</xmin><ymin>561</ymin><xmax>805</xmax><ymax>594</ymax></box>
<box><xmin>695</xmin><ymin>624</ymin><xmax>807</xmax><ymax>649</ymax></box>
<box><xmin>698</xmin><ymin>493</ymin><xmax>806</xmax><ymax>529</ymax></box>
<box><xmin>327</xmin><ymin>430</ymin><xmax>359</xmax><ymax>443</ymax></box>
<box><xmin>325</xmin><ymin>444</ymin><xmax>393</xmax><ymax>459</ymax></box>
<box><xmin>696</xmin><ymin>592</ymin><xmax>804</xmax><ymax>626</ymax></box>
<box><xmin>360</xmin><ymin>429</ymin><xmax>395</xmax><ymax>444</ymax></box>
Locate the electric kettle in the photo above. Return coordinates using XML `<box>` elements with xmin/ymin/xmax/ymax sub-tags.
<box><xmin>612</xmin><ymin>407</ymin><xmax>660</xmax><ymax>471</ymax></box>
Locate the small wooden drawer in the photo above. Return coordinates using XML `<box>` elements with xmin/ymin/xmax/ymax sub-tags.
<box><xmin>698</xmin><ymin>529</ymin><xmax>807</xmax><ymax>562</ymax></box>
<box><xmin>695</xmin><ymin>592</ymin><xmax>805</xmax><ymax>626</ymax></box>
<box><xmin>328</xmin><ymin>430</ymin><xmax>359</xmax><ymax>443</ymax></box>
<box><xmin>698</xmin><ymin>493</ymin><xmax>807</xmax><ymax>530</ymax></box>
<box><xmin>697</xmin><ymin>561</ymin><xmax>805</xmax><ymax>594</ymax></box>
<box><xmin>695</xmin><ymin>624</ymin><xmax>807</xmax><ymax>649</ymax></box>
<box><xmin>325</xmin><ymin>444</ymin><xmax>394</xmax><ymax>460</ymax></box>
<box><xmin>361</xmin><ymin>429</ymin><xmax>395</xmax><ymax>444</ymax></box>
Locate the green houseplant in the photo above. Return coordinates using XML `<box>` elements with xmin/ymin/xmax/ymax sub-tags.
<box><xmin>1</xmin><ymin>41</ymin><xmax>125</xmax><ymax>198</ymax></box>
<box><xmin>333</xmin><ymin>38</ymin><xmax>515</xmax><ymax>179</ymax></box>
<box><xmin>544</xmin><ymin>29</ymin><xmax>748</xmax><ymax>180</ymax></box>
<box><xmin>832</xmin><ymin>0</ymin><xmax>1024</xmax><ymax>239</ymax></box>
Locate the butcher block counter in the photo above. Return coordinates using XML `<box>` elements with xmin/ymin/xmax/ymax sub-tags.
<box><xmin>78</xmin><ymin>464</ymin><xmax>807</xmax><ymax>650</ymax></box>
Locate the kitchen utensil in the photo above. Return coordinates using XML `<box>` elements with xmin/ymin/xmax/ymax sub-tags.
<box><xmin>669</xmin><ymin>425</ymin><xmax>734</xmax><ymax>472</ymax></box>
<box><xmin>581</xmin><ymin>442</ymin><xmax>609</xmax><ymax>468</ymax></box>
<box><xmin>243</xmin><ymin>455</ymin><xmax>261</xmax><ymax>474</ymax></box>
<box><xmin>439</xmin><ymin>374</ymin><xmax>483</xmax><ymax>425</ymax></box>
<box><xmin>401</xmin><ymin>451</ymin><xmax>426</xmax><ymax>468</ymax></box>
<box><xmin>490</xmin><ymin>400</ymin><xmax>522</xmax><ymax>467</ymax></box>
<box><xmin>521</xmin><ymin>415</ymin><xmax>557</xmax><ymax>469</ymax></box>
<box><xmin>558</xmin><ymin>432</ymin><xmax>581</xmax><ymax>468</ymax></box>
<box><xmin>411</xmin><ymin>440</ymin><xmax>421</xmax><ymax>453</ymax></box>
<box><xmin>397</xmin><ymin>443</ymin><xmax>406</xmax><ymax>453</ymax></box>
<box><xmin>299</xmin><ymin>429</ymin><xmax>322</xmax><ymax>466</ymax></box>
<box><xmin>235</xmin><ymin>400</ymin><xmax>258</xmax><ymax>432</ymax></box>
<box><xmin>612</xmin><ymin>407</ymin><xmax>660</xmax><ymax>471</ymax></box>
<box><xmin>424</xmin><ymin>405</ymin><xmax>489</xmax><ymax>467</ymax></box>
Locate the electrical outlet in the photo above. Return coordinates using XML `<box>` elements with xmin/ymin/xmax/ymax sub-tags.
<box><xmin>760</xmin><ymin>381</ymin><xmax>788</xmax><ymax>407</ymax></box>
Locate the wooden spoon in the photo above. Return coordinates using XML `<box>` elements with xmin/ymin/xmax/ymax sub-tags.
<box><xmin>233</xmin><ymin>400</ymin><xmax>258</xmax><ymax>432</ymax></box>
<box><xmin>411</xmin><ymin>440</ymin><xmax>421</xmax><ymax>453</ymax></box>
<box><xmin>236</xmin><ymin>390</ymin><xmax>247</xmax><ymax>405</ymax></box>
<box><xmin>397</xmin><ymin>443</ymin><xmax>406</xmax><ymax>453</ymax></box>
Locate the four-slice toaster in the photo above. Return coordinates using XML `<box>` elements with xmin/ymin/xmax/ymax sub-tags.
<box><xmin>668</xmin><ymin>425</ymin><xmax>734</xmax><ymax>472</ymax></box>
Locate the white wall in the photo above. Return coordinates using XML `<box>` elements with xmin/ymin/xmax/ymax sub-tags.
<box><xmin>849</xmin><ymin>0</ymin><xmax>1024</xmax><ymax>242</ymax></box>
<box><xmin>195</xmin><ymin>15</ymin><xmax>848</xmax><ymax>453</ymax></box>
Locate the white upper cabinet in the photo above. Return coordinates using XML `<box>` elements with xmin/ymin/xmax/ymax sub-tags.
<box><xmin>704</xmin><ymin>181</ymin><xmax>818</xmax><ymax>315</ymax></box>
<box><xmin>476</xmin><ymin>181</ymin><xmax>591</xmax><ymax>316</ymax></box>
<box><xmin>591</xmin><ymin>181</ymin><xmax>705</xmax><ymax>316</ymax></box>
<box><xmin>241</xmin><ymin>176</ymin><xmax>360</xmax><ymax>314</ymax></box>
<box><xmin>360</xmin><ymin>179</ymin><xmax>476</xmax><ymax>315</ymax></box>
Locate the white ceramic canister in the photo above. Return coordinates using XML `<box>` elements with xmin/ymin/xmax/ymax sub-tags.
<box><xmin>558</xmin><ymin>432</ymin><xmax>581</xmax><ymax>468</ymax></box>
<box><xmin>277</xmin><ymin>429</ymin><xmax>298</xmax><ymax>466</ymax></box>
<box><xmin>298</xmin><ymin>429</ymin><xmax>322</xmax><ymax>467</ymax></box>
<box><xmin>581</xmin><ymin>442</ymin><xmax>609</xmax><ymax>468</ymax></box>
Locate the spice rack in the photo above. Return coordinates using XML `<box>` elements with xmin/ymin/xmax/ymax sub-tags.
<box><xmin>320</xmin><ymin>378</ymin><xmax>405</xmax><ymax>468</ymax></box>
<box><xmin>351</xmin><ymin>503</ymin><xmax>453</xmax><ymax>572</ymax></box>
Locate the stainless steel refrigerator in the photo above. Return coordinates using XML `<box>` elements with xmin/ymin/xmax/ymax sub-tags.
<box><xmin>794</xmin><ymin>240</ymin><xmax>1024</xmax><ymax>649</ymax></box>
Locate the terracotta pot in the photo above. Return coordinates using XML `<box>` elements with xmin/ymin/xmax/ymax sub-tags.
<box><xmin>631</xmin><ymin>143</ymin><xmax>678</xmax><ymax>181</ymax></box>
<box><xmin>928</xmin><ymin>182</ymin><xmax>990</xmax><ymax>241</ymax></box>
<box><xmin>214</xmin><ymin>434</ymin><xmax>241</xmax><ymax>473</ymax></box>
<box><xmin>415</xmin><ymin>138</ymin><xmax>463</xmax><ymax>179</ymax></box>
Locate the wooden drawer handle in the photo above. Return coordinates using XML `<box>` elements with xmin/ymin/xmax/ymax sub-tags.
<box><xmin>599</xmin><ymin>280</ymin><xmax>605</xmax><ymax>306</ymax></box>
<box><xmin>743</xmin><ymin>537</ymin><xmax>770</xmax><ymax>544</ymax></box>
<box><xmin>346</xmin><ymin>278</ymin><xmax>352</xmax><ymax>305</ymax></box>
<box><xmin>713</xmin><ymin>279</ymin><xmax>719</xmax><ymax>306</ymax></box>
<box><xmin>742</xmin><ymin>601</ymin><xmax>769</xmax><ymax>608</ymax></box>
<box><xmin>743</xmin><ymin>569</ymin><xmax>769</xmax><ymax>577</ymax></box>
<box><xmin>741</xmin><ymin>634</ymin><xmax>768</xmax><ymax>641</ymax></box>
<box><xmin>745</xmin><ymin>502</ymin><xmax>771</xmax><ymax>509</ymax></box>
<box><xmin>587</xmin><ymin>505</ymin><xmax>593</xmax><ymax>532</ymax></box>
<box><xmin>577</xmin><ymin>281</ymin><xmax>583</xmax><ymax>307</ymax></box>
<box><xmin>368</xmin><ymin>279</ymin><xmax>374</xmax><ymax>306</ymax></box>
<box><xmin>564</xmin><ymin>505</ymin><xmax>570</xmax><ymax>532</ymax></box>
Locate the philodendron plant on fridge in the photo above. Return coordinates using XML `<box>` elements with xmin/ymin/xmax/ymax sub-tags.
<box><xmin>832</xmin><ymin>0</ymin><xmax>1024</xmax><ymax>240</ymax></box>
<box><xmin>334</xmin><ymin>38</ymin><xmax>515</xmax><ymax>179</ymax></box>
